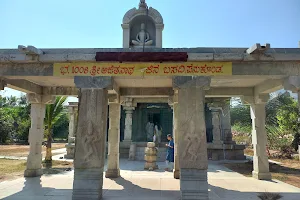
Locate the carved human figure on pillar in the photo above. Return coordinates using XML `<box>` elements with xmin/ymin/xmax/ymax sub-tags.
<box><xmin>211</xmin><ymin>108</ymin><xmax>223</xmax><ymax>145</ymax></box>
<box><xmin>132</xmin><ymin>23</ymin><xmax>153</xmax><ymax>46</ymax></box>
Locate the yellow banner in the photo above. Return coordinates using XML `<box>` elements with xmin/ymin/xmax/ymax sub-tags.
<box><xmin>53</xmin><ymin>62</ymin><xmax>232</xmax><ymax>76</ymax></box>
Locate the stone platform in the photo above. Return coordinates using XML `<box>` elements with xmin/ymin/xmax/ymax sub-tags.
<box><xmin>117</xmin><ymin>142</ymin><xmax>245</xmax><ymax>161</ymax></box>
<box><xmin>1</xmin><ymin>159</ymin><xmax>300</xmax><ymax>200</ymax></box>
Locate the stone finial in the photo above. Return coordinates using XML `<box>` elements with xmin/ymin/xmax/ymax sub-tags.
<box><xmin>139</xmin><ymin>0</ymin><xmax>147</xmax><ymax>9</ymax></box>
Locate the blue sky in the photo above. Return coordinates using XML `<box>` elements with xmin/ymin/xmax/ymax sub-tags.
<box><xmin>0</xmin><ymin>0</ymin><xmax>299</xmax><ymax>99</ymax></box>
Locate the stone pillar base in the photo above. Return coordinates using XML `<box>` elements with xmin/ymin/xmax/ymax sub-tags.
<box><xmin>105</xmin><ymin>169</ymin><xmax>120</xmax><ymax>178</ymax></box>
<box><xmin>252</xmin><ymin>171</ymin><xmax>272</xmax><ymax>180</ymax></box>
<box><xmin>24</xmin><ymin>169</ymin><xmax>43</xmax><ymax>177</ymax></box>
<box><xmin>72</xmin><ymin>168</ymin><xmax>104</xmax><ymax>200</ymax></box>
<box><xmin>173</xmin><ymin>170</ymin><xmax>180</xmax><ymax>179</ymax></box>
<box><xmin>64</xmin><ymin>143</ymin><xmax>75</xmax><ymax>159</ymax></box>
<box><xmin>180</xmin><ymin>169</ymin><xmax>208</xmax><ymax>200</ymax></box>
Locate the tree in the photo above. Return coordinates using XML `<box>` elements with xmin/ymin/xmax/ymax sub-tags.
<box><xmin>44</xmin><ymin>96</ymin><xmax>67</xmax><ymax>164</ymax></box>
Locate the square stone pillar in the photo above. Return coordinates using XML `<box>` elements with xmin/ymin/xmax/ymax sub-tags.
<box><xmin>172</xmin><ymin>95</ymin><xmax>180</xmax><ymax>179</ymax></box>
<box><xmin>24</xmin><ymin>94</ymin><xmax>54</xmax><ymax>177</ymax></box>
<box><xmin>65</xmin><ymin>102</ymin><xmax>78</xmax><ymax>159</ymax></box>
<box><xmin>72</xmin><ymin>77</ymin><xmax>110</xmax><ymax>200</ymax></box>
<box><xmin>105</xmin><ymin>100</ymin><xmax>121</xmax><ymax>178</ymax></box>
<box><xmin>245</xmin><ymin>95</ymin><xmax>271</xmax><ymax>180</ymax></box>
<box><xmin>173</xmin><ymin>76</ymin><xmax>210</xmax><ymax>200</ymax></box>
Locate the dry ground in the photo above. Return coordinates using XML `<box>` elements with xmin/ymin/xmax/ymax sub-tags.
<box><xmin>0</xmin><ymin>143</ymin><xmax>66</xmax><ymax>157</ymax></box>
<box><xmin>224</xmin><ymin>158</ymin><xmax>300</xmax><ymax>188</ymax></box>
<box><xmin>0</xmin><ymin>159</ymin><xmax>73</xmax><ymax>182</ymax></box>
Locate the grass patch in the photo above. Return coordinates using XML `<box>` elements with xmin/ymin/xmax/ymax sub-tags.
<box><xmin>0</xmin><ymin>159</ymin><xmax>26</xmax><ymax>181</ymax></box>
<box><xmin>0</xmin><ymin>143</ymin><xmax>66</xmax><ymax>157</ymax></box>
<box><xmin>0</xmin><ymin>158</ymin><xmax>73</xmax><ymax>181</ymax></box>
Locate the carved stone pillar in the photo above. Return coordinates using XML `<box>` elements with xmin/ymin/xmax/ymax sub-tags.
<box><xmin>173</xmin><ymin>76</ymin><xmax>210</xmax><ymax>200</ymax></box>
<box><xmin>122</xmin><ymin>98</ymin><xmax>136</xmax><ymax>145</ymax></box>
<box><xmin>210</xmin><ymin>108</ymin><xmax>223</xmax><ymax>146</ymax></box>
<box><xmin>72</xmin><ymin>77</ymin><xmax>110</xmax><ymax>200</ymax></box>
<box><xmin>24</xmin><ymin>94</ymin><xmax>54</xmax><ymax>177</ymax></box>
<box><xmin>106</xmin><ymin>100</ymin><xmax>121</xmax><ymax>178</ymax></box>
<box><xmin>124</xmin><ymin>107</ymin><xmax>134</xmax><ymax>142</ymax></box>
<box><xmin>65</xmin><ymin>102</ymin><xmax>78</xmax><ymax>159</ymax></box>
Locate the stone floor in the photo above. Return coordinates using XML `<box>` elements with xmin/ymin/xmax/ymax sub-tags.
<box><xmin>0</xmin><ymin>159</ymin><xmax>300</xmax><ymax>200</ymax></box>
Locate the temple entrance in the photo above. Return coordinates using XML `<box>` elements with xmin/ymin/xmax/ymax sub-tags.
<box><xmin>120</xmin><ymin>103</ymin><xmax>173</xmax><ymax>142</ymax></box>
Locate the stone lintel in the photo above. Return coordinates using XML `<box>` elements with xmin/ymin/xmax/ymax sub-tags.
<box><xmin>27</xmin><ymin>93</ymin><xmax>55</xmax><ymax>104</ymax></box>
<box><xmin>6</xmin><ymin>79</ymin><xmax>42</xmax><ymax>94</ymax></box>
<box><xmin>74</xmin><ymin>76</ymin><xmax>112</xmax><ymax>89</ymax></box>
<box><xmin>255</xmin><ymin>79</ymin><xmax>284</xmax><ymax>94</ymax></box>
<box><xmin>120</xmin><ymin>87</ymin><xmax>174</xmax><ymax>97</ymax></box>
<box><xmin>43</xmin><ymin>87</ymin><xmax>78</xmax><ymax>96</ymax></box>
<box><xmin>1</xmin><ymin>62</ymin><xmax>300</xmax><ymax>76</ymax></box>
<box><xmin>173</xmin><ymin>76</ymin><xmax>211</xmax><ymax>89</ymax></box>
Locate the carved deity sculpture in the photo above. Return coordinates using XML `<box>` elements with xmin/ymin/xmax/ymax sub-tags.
<box><xmin>146</xmin><ymin>122</ymin><xmax>154</xmax><ymax>141</ymax></box>
<box><xmin>132</xmin><ymin>23</ymin><xmax>153</xmax><ymax>46</ymax></box>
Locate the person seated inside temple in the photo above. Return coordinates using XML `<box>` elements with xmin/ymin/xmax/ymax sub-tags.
<box><xmin>132</xmin><ymin>23</ymin><xmax>153</xmax><ymax>46</ymax></box>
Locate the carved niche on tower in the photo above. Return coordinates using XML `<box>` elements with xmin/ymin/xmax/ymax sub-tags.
<box><xmin>122</xmin><ymin>0</ymin><xmax>164</xmax><ymax>48</ymax></box>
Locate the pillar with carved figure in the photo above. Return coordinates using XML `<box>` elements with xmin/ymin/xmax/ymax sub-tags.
<box><xmin>24</xmin><ymin>94</ymin><xmax>54</xmax><ymax>177</ymax></box>
<box><xmin>174</xmin><ymin>76</ymin><xmax>210</xmax><ymax>200</ymax></box>
<box><xmin>72</xmin><ymin>77</ymin><xmax>110</xmax><ymax>200</ymax></box>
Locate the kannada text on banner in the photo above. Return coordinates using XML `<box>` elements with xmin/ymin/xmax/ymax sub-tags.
<box><xmin>53</xmin><ymin>62</ymin><xmax>232</xmax><ymax>76</ymax></box>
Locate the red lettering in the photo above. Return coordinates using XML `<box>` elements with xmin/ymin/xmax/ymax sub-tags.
<box><xmin>163</xmin><ymin>66</ymin><xmax>170</xmax><ymax>74</ymax></box>
<box><xmin>178</xmin><ymin>65</ymin><xmax>185</xmax><ymax>73</ymax></box>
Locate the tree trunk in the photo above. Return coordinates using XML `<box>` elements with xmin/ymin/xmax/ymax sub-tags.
<box><xmin>45</xmin><ymin>128</ymin><xmax>52</xmax><ymax>167</ymax></box>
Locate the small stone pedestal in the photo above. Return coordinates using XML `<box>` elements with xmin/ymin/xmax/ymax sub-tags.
<box><xmin>144</xmin><ymin>142</ymin><xmax>158</xmax><ymax>171</ymax></box>
<box><xmin>64</xmin><ymin>136</ymin><xmax>75</xmax><ymax>159</ymax></box>
<box><xmin>64</xmin><ymin>143</ymin><xmax>75</xmax><ymax>159</ymax></box>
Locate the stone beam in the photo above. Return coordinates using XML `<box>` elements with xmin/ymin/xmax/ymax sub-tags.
<box><xmin>3</xmin><ymin>51</ymin><xmax>300</xmax><ymax>63</ymax></box>
<box><xmin>6</xmin><ymin>79</ymin><xmax>43</xmax><ymax>94</ymax></box>
<box><xmin>254</xmin><ymin>79</ymin><xmax>284</xmax><ymax>94</ymax></box>
<box><xmin>206</xmin><ymin>87</ymin><xmax>253</xmax><ymax>97</ymax></box>
<box><xmin>43</xmin><ymin>87</ymin><xmax>78</xmax><ymax>96</ymax></box>
<box><xmin>120</xmin><ymin>87</ymin><xmax>174</xmax><ymax>97</ymax></box>
<box><xmin>2</xmin><ymin>62</ymin><xmax>300</xmax><ymax>76</ymax></box>
<box><xmin>133</xmin><ymin>97</ymin><xmax>169</xmax><ymax>104</ymax></box>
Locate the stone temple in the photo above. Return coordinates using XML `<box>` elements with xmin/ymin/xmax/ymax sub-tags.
<box><xmin>1</xmin><ymin>0</ymin><xmax>300</xmax><ymax>199</ymax></box>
